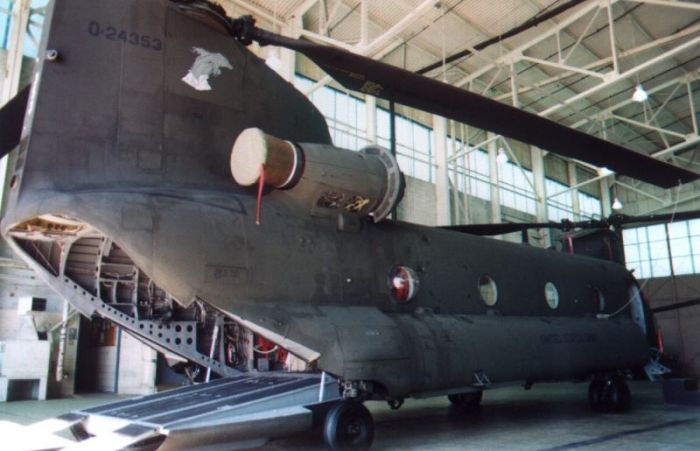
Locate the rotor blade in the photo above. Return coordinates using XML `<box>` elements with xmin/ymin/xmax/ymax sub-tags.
<box><xmin>612</xmin><ymin>210</ymin><xmax>700</xmax><ymax>228</ymax></box>
<box><xmin>0</xmin><ymin>85</ymin><xmax>31</xmax><ymax>158</ymax></box>
<box><xmin>248</xmin><ymin>28</ymin><xmax>698</xmax><ymax>189</ymax></box>
<box><xmin>444</xmin><ymin>223</ymin><xmax>556</xmax><ymax>236</ymax></box>
<box><xmin>443</xmin><ymin>218</ymin><xmax>609</xmax><ymax>236</ymax></box>
<box><xmin>448</xmin><ymin>210</ymin><xmax>700</xmax><ymax>236</ymax></box>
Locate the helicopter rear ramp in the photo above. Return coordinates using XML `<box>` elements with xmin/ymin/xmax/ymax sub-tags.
<box><xmin>21</xmin><ymin>372</ymin><xmax>339</xmax><ymax>450</ymax></box>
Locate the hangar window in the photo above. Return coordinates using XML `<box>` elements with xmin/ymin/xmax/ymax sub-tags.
<box><xmin>624</xmin><ymin>219</ymin><xmax>700</xmax><ymax>279</ymax></box>
<box><xmin>389</xmin><ymin>266</ymin><xmax>419</xmax><ymax>303</ymax></box>
<box><xmin>377</xmin><ymin>108</ymin><xmax>435</xmax><ymax>183</ymax></box>
<box><xmin>544</xmin><ymin>282</ymin><xmax>559</xmax><ymax>309</ymax></box>
<box><xmin>623</xmin><ymin>224</ymin><xmax>671</xmax><ymax>279</ymax></box>
<box><xmin>478</xmin><ymin>275</ymin><xmax>498</xmax><ymax>306</ymax></box>
<box><xmin>0</xmin><ymin>2</ymin><xmax>9</xmax><ymax>51</ymax></box>
<box><xmin>295</xmin><ymin>75</ymin><xmax>437</xmax><ymax>183</ymax></box>
<box><xmin>498</xmin><ymin>160</ymin><xmax>537</xmax><ymax>215</ymax></box>
<box><xmin>546</xmin><ymin>178</ymin><xmax>601</xmax><ymax>222</ymax></box>
<box><xmin>294</xmin><ymin>75</ymin><xmax>369</xmax><ymax>151</ymax></box>
<box><xmin>1</xmin><ymin>0</ymin><xmax>47</xmax><ymax>57</ymax></box>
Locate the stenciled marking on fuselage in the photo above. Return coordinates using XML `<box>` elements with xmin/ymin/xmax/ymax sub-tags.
<box><xmin>182</xmin><ymin>47</ymin><xmax>233</xmax><ymax>91</ymax></box>
<box><xmin>87</xmin><ymin>21</ymin><xmax>162</xmax><ymax>51</ymax></box>
<box><xmin>205</xmin><ymin>265</ymin><xmax>248</xmax><ymax>285</ymax></box>
<box><xmin>540</xmin><ymin>333</ymin><xmax>597</xmax><ymax>345</ymax></box>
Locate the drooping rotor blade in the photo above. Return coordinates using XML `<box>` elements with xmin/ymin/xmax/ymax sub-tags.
<box><xmin>243</xmin><ymin>25</ymin><xmax>698</xmax><ymax>189</ymax></box>
<box><xmin>445</xmin><ymin>209</ymin><xmax>700</xmax><ymax>236</ymax></box>
<box><xmin>0</xmin><ymin>85</ymin><xmax>31</xmax><ymax>158</ymax></box>
<box><xmin>444</xmin><ymin>222</ymin><xmax>558</xmax><ymax>236</ymax></box>
<box><xmin>611</xmin><ymin>210</ymin><xmax>700</xmax><ymax>228</ymax></box>
<box><xmin>443</xmin><ymin>219</ymin><xmax>609</xmax><ymax>236</ymax></box>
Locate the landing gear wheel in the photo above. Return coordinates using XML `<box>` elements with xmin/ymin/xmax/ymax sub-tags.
<box><xmin>588</xmin><ymin>380</ymin><xmax>607</xmax><ymax>412</ymax></box>
<box><xmin>609</xmin><ymin>377</ymin><xmax>631</xmax><ymax>412</ymax></box>
<box><xmin>448</xmin><ymin>391</ymin><xmax>483</xmax><ymax>409</ymax></box>
<box><xmin>387</xmin><ymin>398</ymin><xmax>404</xmax><ymax>410</ymax></box>
<box><xmin>588</xmin><ymin>377</ymin><xmax>631</xmax><ymax>413</ymax></box>
<box><xmin>323</xmin><ymin>401</ymin><xmax>374</xmax><ymax>450</ymax></box>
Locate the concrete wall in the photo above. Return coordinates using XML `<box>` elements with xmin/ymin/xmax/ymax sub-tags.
<box><xmin>395</xmin><ymin>176</ymin><xmax>437</xmax><ymax>226</ymax></box>
<box><xmin>616</xmin><ymin>175</ymin><xmax>700</xmax><ymax>216</ymax></box>
<box><xmin>397</xmin><ymin>175</ymin><xmax>537</xmax><ymax>246</ymax></box>
<box><xmin>95</xmin><ymin>331</ymin><xmax>156</xmax><ymax>395</ymax></box>
<box><xmin>1</xmin><ymin>47</ymin><xmax>85</xmax><ymax>399</ymax></box>
<box><xmin>641</xmin><ymin>275</ymin><xmax>700</xmax><ymax>377</ymax></box>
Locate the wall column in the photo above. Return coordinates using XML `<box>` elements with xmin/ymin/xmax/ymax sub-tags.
<box><xmin>531</xmin><ymin>146</ymin><xmax>549</xmax><ymax>247</ymax></box>
<box><xmin>568</xmin><ymin>161</ymin><xmax>580</xmax><ymax>219</ymax></box>
<box><xmin>487</xmin><ymin>132</ymin><xmax>501</xmax><ymax>224</ymax></box>
<box><xmin>433</xmin><ymin>115</ymin><xmax>450</xmax><ymax>225</ymax></box>
<box><xmin>365</xmin><ymin>95</ymin><xmax>376</xmax><ymax>144</ymax></box>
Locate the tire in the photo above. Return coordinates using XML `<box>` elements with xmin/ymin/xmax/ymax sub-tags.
<box><xmin>448</xmin><ymin>391</ymin><xmax>483</xmax><ymax>409</ymax></box>
<box><xmin>589</xmin><ymin>378</ymin><xmax>631</xmax><ymax>413</ymax></box>
<box><xmin>588</xmin><ymin>380</ymin><xmax>607</xmax><ymax>412</ymax></box>
<box><xmin>609</xmin><ymin>377</ymin><xmax>631</xmax><ymax>413</ymax></box>
<box><xmin>323</xmin><ymin>401</ymin><xmax>374</xmax><ymax>450</ymax></box>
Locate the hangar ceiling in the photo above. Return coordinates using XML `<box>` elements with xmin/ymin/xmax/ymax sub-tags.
<box><xmin>1</xmin><ymin>0</ymin><xmax>698</xmax><ymax>219</ymax></box>
<box><xmin>221</xmin><ymin>0</ymin><xmax>700</xmax><ymax>209</ymax></box>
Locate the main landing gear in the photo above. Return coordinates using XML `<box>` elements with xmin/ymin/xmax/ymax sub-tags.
<box><xmin>323</xmin><ymin>400</ymin><xmax>374</xmax><ymax>450</ymax></box>
<box><xmin>588</xmin><ymin>376</ymin><xmax>631</xmax><ymax>412</ymax></box>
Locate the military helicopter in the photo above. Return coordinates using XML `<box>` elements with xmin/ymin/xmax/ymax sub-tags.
<box><xmin>1</xmin><ymin>0</ymin><xmax>698</xmax><ymax>448</ymax></box>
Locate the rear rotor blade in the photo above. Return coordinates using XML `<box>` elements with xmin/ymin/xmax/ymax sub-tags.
<box><xmin>443</xmin><ymin>223</ymin><xmax>550</xmax><ymax>236</ymax></box>
<box><xmin>443</xmin><ymin>218</ymin><xmax>609</xmax><ymax>236</ymax></box>
<box><xmin>246</xmin><ymin>27</ymin><xmax>698</xmax><ymax>189</ymax></box>
<box><xmin>612</xmin><ymin>210</ymin><xmax>700</xmax><ymax>228</ymax></box>
<box><xmin>0</xmin><ymin>85</ymin><xmax>31</xmax><ymax>158</ymax></box>
<box><xmin>446</xmin><ymin>210</ymin><xmax>700</xmax><ymax>236</ymax></box>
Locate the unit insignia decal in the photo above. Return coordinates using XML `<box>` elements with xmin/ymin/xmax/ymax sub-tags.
<box><xmin>182</xmin><ymin>47</ymin><xmax>233</xmax><ymax>91</ymax></box>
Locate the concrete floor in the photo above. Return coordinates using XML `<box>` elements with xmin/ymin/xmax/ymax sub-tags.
<box><xmin>262</xmin><ymin>381</ymin><xmax>700</xmax><ymax>450</ymax></box>
<box><xmin>1</xmin><ymin>381</ymin><xmax>699</xmax><ymax>450</ymax></box>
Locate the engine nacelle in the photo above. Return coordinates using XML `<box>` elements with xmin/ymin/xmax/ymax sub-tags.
<box><xmin>230</xmin><ymin>128</ymin><xmax>403</xmax><ymax>222</ymax></box>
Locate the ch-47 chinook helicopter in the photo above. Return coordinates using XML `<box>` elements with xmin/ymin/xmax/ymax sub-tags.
<box><xmin>1</xmin><ymin>0</ymin><xmax>699</xmax><ymax>448</ymax></box>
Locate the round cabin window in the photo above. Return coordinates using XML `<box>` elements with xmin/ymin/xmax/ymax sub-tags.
<box><xmin>389</xmin><ymin>266</ymin><xmax>419</xmax><ymax>303</ymax></box>
<box><xmin>478</xmin><ymin>275</ymin><xmax>498</xmax><ymax>306</ymax></box>
<box><xmin>544</xmin><ymin>282</ymin><xmax>559</xmax><ymax>309</ymax></box>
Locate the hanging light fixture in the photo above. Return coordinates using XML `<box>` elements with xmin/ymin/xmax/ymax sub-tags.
<box><xmin>496</xmin><ymin>148</ymin><xmax>508</xmax><ymax>164</ymax></box>
<box><xmin>612</xmin><ymin>197</ymin><xmax>623</xmax><ymax>210</ymax></box>
<box><xmin>632</xmin><ymin>84</ymin><xmax>648</xmax><ymax>102</ymax></box>
<box><xmin>598</xmin><ymin>167</ymin><xmax>613</xmax><ymax>177</ymax></box>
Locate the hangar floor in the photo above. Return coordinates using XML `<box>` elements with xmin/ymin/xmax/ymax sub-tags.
<box><xmin>265</xmin><ymin>380</ymin><xmax>700</xmax><ymax>450</ymax></box>
<box><xmin>1</xmin><ymin>381</ymin><xmax>699</xmax><ymax>450</ymax></box>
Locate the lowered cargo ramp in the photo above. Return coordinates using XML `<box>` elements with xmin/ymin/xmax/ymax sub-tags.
<box><xmin>24</xmin><ymin>372</ymin><xmax>340</xmax><ymax>450</ymax></box>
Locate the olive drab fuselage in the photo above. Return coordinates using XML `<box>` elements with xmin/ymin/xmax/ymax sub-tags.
<box><xmin>1</xmin><ymin>0</ymin><xmax>650</xmax><ymax>399</ymax></box>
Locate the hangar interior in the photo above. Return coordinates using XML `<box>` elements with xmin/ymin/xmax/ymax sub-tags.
<box><xmin>0</xmin><ymin>0</ymin><xmax>700</xmax><ymax>448</ymax></box>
